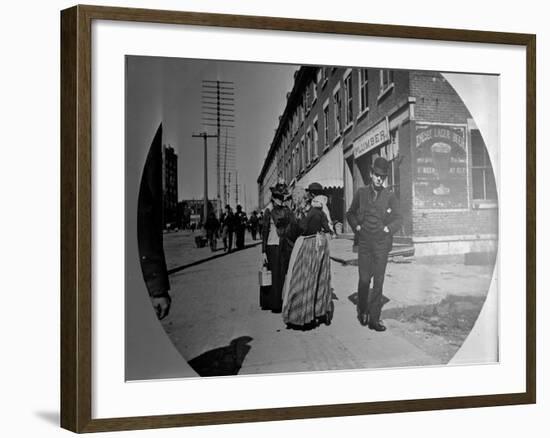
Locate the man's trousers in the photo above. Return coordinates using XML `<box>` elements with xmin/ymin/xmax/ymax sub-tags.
<box><xmin>357</xmin><ymin>233</ymin><xmax>391</xmax><ymax>323</ymax></box>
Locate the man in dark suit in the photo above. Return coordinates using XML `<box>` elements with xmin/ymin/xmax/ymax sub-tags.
<box><xmin>234</xmin><ymin>204</ymin><xmax>247</xmax><ymax>250</ymax></box>
<box><xmin>346</xmin><ymin>157</ymin><xmax>402</xmax><ymax>331</ymax></box>
<box><xmin>221</xmin><ymin>205</ymin><xmax>235</xmax><ymax>252</ymax></box>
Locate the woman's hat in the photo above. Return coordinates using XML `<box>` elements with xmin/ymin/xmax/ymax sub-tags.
<box><xmin>305</xmin><ymin>182</ymin><xmax>324</xmax><ymax>194</ymax></box>
<box><xmin>270</xmin><ymin>180</ymin><xmax>290</xmax><ymax>200</ymax></box>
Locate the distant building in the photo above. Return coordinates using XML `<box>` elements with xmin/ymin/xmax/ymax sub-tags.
<box><xmin>258</xmin><ymin>66</ymin><xmax>497</xmax><ymax>256</ymax></box>
<box><xmin>177</xmin><ymin>199</ymin><xmax>221</xmax><ymax>227</ymax></box>
<box><xmin>162</xmin><ymin>145</ymin><xmax>178</xmax><ymax>229</ymax></box>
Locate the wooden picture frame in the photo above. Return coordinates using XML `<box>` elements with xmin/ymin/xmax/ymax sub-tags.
<box><xmin>60</xmin><ymin>4</ymin><xmax>536</xmax><ymax>433</ymax></box>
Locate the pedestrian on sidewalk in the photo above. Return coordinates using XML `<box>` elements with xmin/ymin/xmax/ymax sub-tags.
<box><xmin>249</xmin><ymin>210</ymin><xmax>259</xmax><ymax>240</ymax></box>
<box><xmin>258</xmin><ymin>211</ymin><xmax>264</xmax><ymax>234</ymax></box>
<box><xmin>260</xmin><ymin>181</ymin><xmax>297</xmax><ymax>313</ymax></box>
<box><xmin>234</xmin><ymin>204</ymin><xmax>247</xmax><ymax>250</ymax></box>
<box><xmin>346</xmin><ymin>157</ymin><xmax>402</xmax><ymax>332</ymax></box>
<box><xmin>221</xmin><ymin>205</ymin><xmax>235</xmax><ymax>252</ymax></box>
<box><xmin>204</xmin><ymin>211</ymin><xmax>220</xmax><ymax>252</ymax></box>
<box><xmin>282</xmin><ymin>182</ymin><xmax>334</xmax><ymax>328</ymax></box>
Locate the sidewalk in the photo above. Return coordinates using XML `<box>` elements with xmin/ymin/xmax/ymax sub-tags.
<box><xmin>328</xmin><ymin>235</ymin><xmax>496</xmax><ymax>363</ymax></box>
<box><xmin>329</xmin><ymin>234</ymin><xmax>414</xmax><ymax>265</ymax></box>
<box><xmin>329</xmin><ymin>236</ymin><xmax>494</xmax><ymax>309</ymax></box>
<box><xmin>160</xmin><ymin>230</ymin><xmax>496</xmax><ymax>377</ymax></box>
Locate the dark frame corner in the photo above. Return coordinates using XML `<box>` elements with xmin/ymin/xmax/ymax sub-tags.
<box><xmin>60</xmin><ymin>4</ymin><xmax>536</xmax><ymax>433</ymax></box>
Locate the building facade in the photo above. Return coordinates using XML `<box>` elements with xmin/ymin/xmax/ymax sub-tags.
<box><xmin>177</xmin><ymin>199</ymin><xmax>222</xmax><ymax>229</ymax></box>
<box><xmin>258</xmin><ymin>66</ymin><xmax>498</xmax><ymax>256</ymax></box>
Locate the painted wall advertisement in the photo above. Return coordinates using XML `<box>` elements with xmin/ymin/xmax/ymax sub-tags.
<box><xmin>414</xmin><ymin>124</ymin><xmax>468</xmax><ymax>209</ymax></box>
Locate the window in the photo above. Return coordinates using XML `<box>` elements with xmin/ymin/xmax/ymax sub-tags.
<box><xmin>359</xmin><ymin>69</ymin><xmax>369</xmax><ymax>113</ymax></box>
<box><xmin>306</xmin><ymin>129</ymin><xmax>312</xmax><ymax>165</ymax></box>
<box><xmin>333</xmin><ymin>85</ymin><xmax>343</xmax><ymax>137</ymax></box>
<box><xmin>313</xmin><ymin>119</ymin><xmax>319</xmax><ymax>159</ymax></box>
<box><xmin>312</xmin><ymin>77</ymin><xmax>318</xmax><ymax>102</ymax></box>
<box><xmin>300</xmin><ymin>136</ymin><xmax>306</xmax><ymax>171</ymax></box>
<box><xmin>344</xmin><ymin>71</ymin><xmax>353</xmax><ymax>126</ymax></box>
<box><xmin>471</xmin><ymin>129</ymin><xmax>497</xmax><ymax>201</ymax></box>
<box><xmin>288</xmin><ymin>157</ymin><xmax>292</xmax><ymax>181</ymax></box>
<box><xmin>316</xmin><ymin>68</ymin><xmax>323</xmax><ymax>85</ymax></box>
<box><xmin>305</xmin><ymin>87</ymin><xmax>311</xmax><ymax>113</ymax></box>
<box><xmin>299</xmin><ymin>103</ymin><xmax>304</xmax><ymax>125</ymax></box>
<box><xmin>323</xmin><ymin>101</ymin><xmax>330</xmax><ymax>150</ymax></box>
<box><xmin>321</xmin><ymin>67</ymin><xmax>329</xmax><ymax>87</ymax></box>
<box><xmin>379</xmin><ymin>69</ymin><xmax>394</xmax><ymax>93</ymax></box>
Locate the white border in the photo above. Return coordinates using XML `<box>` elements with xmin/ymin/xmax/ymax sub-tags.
<box><xmin>93</xmin><ymin>20</ymin><xmax>526</xmax><ymax>418</ymax></box>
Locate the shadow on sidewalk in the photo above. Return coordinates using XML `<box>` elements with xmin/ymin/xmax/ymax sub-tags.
<box><xmin>167</xmin><ymin>241</ymin><xmax>262</xmax><ymax>275</ymax></box>
<box><xmin>188</xmin><ymin>336</ymin><xmax>253</xmax><ymax>377</ymax></box>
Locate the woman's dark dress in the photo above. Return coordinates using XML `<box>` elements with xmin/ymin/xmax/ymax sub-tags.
<box><xmin>260</xmin><ymin>205</ymin><xmax>297</xmax><ymax>312</ymax></box>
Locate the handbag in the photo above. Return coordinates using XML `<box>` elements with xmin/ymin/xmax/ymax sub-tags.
<box><xmin>258</xmin><ymin>263</ymin><xmax>272</xmax><ymax>287</ymax></box>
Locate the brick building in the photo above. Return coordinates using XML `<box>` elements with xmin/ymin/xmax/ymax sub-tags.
<box><xmin>258</xmin><ymin>67</ymin><xmax>498</xmax><ymax>256</ymax></box>
<box><xmin>257</xmin><ymin>67</ymin><xmax>346</xmax><ymax>224</ymax></box>
<box><xmin>162</xmin><ymin>144</ymin><xmax>178</xmax><ymax>229</ymax></box>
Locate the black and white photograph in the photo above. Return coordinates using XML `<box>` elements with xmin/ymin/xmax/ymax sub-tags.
<box><xmin>126</xmin><ymin>56</ymin><xmax>499</xmax><ymax>380</ymax></box>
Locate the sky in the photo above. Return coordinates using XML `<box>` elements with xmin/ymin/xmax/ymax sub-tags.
<box><xmin>155</xmin><ymin>57</ymin><xmax>298</xmax><ymax>213</ymax></box>
<box><xmin>127</xmin><ymin>57</ymin><xmax>498</xmax><ymax>214</ymax></box>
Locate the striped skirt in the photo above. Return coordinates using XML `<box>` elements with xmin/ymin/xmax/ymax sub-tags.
<box><xmin>282</xmin><ymin>233</ymin><xmax>332</xmax><ymax>326</ymax></box>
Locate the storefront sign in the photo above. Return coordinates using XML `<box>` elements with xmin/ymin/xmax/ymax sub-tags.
<box><xmin>353</xmin><ymin>118</ymin><xmax>390</xmax><ymax>159</ymax></box>
<box><xmin>414</xmin><ymin>124</ymin><xmax>468</xmax><ymax>209</ymax></box>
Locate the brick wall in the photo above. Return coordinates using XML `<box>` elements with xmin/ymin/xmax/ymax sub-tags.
<box><xmin>413</xmin><ymin>208</ymin><xmax>498</xmax><ymax>238</ymax></box>
<box><xmin>409</xmin><ymin>71</ymin><xmax>499</xmax><ymax>243</ymax></box>
<box><xmin>397</xmin><ymin>121</ymin><xmax>414</xmax><ymax>236</ymax></box>
<box><xmin>411</xmin><ymin>71</ymin><xmax>471</xmax><ymax>124</ymax></box>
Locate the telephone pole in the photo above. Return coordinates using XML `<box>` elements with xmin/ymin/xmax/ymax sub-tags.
<box><xmin>201</xmin><ymin>80</ymin><xmax>235</xmax><ymax>216</ymax></box>
<box><xmin>227</xmin><ymin>172</ymin><xmax>231</xmax><ymax>208</ymax></box>
<box><xmin>235</xmin><ymin>170</ymin><xmax>239</xmax><ymax>206</ymax></box>
<box><xmin>192</xmin><ymin>132</ymin><xmax>218</xmax><ymax>223</ymax></box>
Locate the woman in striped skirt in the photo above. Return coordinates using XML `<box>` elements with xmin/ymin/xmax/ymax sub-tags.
<box><xmin>282</xmin><ymin>183</ymin><xmax>334</xmax><ymax>328</ymax></box>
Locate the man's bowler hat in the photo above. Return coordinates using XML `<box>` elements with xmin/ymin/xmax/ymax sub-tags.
<box><xmin>372</xmin><ymin>157</ymin><xmax>389</xmax><ymax>176</ymax></box>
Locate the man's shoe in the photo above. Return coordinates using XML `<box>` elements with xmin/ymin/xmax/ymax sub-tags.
<box><xmin>358</xmin><ymin>312</ymin><xmax>369</xmax><ymax>327</ymax></box>
<box><xmin>368</xmin><ymin>321</ymin><xmax>386</xmax><ymax>332</ymax></box>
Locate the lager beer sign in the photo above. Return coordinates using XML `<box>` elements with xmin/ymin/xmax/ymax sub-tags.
<box><xmin>414</xmin><ymin>124</ymin><xmax>468</xmax><ymax>209</ymax></box>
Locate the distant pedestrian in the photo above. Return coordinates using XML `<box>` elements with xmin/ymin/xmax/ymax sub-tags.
<box><xmin>258</xmin><ymin>211</ymin><xmax>264</xmax><ymax>231</ymax></box>
<box><xmin>260</xmin><ymin>181</ymin><xmax>297</xmax><ymax>313</ymax></box>
<box><xmin>346</xmin><ymin>157</ymin><xmax>402</xmax><ymax>332</ymax></box>
<box><xmin>221</xmin><ymin>205</ymin><xmax>235</xmax><ymax>252</ymax></box>
<box><xmin>204</xmin><ymin>211</ymin><xmax>220</xmax><ymax>252</ymax></box>
<box><xmin>249</xmin><ymin>211</ymin><xmax>259</xmax><ymax>240</ymax></box>
<box><xmin>235</xmin><ymin>205</ymin><xmax>247</xmax><ymax>250</ymax></box>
